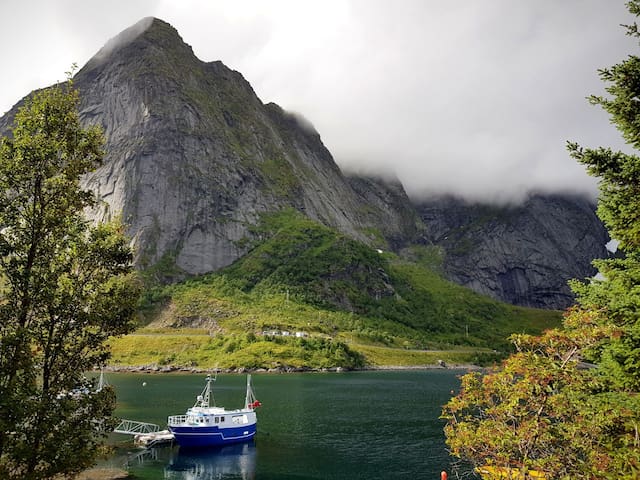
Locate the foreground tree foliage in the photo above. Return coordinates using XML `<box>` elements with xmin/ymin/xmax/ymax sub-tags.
<box><xmin>443</xmin><ymin>310</ymin><xmax>640</xmax><ymax>478</ymax></box>
<box><xmin>443</xmin><ymin>3</ymin><xmax>640</xmax><ymax>479</ymax></box>
<box><xmin>0</xmin><ymin>76</ymin><xmax>141</xmax><ymax>478</ymax></box>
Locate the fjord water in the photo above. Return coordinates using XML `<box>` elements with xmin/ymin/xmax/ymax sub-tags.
<box><xmin>106</xmin><ymin>370</ymin><xmax>462</xmax><ymax>479</ymax></box>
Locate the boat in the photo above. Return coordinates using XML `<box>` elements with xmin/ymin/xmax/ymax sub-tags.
<box><xmin>96</xmin><ymin>368</ymin><xmax>108</xmax><ymax>392</ymax></box>
<box><xmin>168</xmin><ymin>374</ymin><xmax>261</xmax><ymax>448</ymax></box>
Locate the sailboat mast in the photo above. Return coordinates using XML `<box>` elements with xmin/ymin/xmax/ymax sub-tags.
<box><xmin>96</xmin><ymin>368</ymin><xmax>107</xmax><ymax>392</ymax></box>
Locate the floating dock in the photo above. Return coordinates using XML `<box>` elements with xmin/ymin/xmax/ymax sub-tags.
<box><xmin>134</xmin><ymin>430</ymin><xmax>175</xmax><ymax>448</ymax></box>
<box><xmin>114</xmin><ymin>419</ymin><xmax>175</xmax><ymax>447</ymax></box>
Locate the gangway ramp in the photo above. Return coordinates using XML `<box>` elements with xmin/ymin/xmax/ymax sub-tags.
<box><xmin>114</xmin><ymin>419</ymin><xmax>161</xmax><ymax>435</ymax></box>
<box><xmin>114</xmin><ymin>419</ymin><xmax>175</xmax><ymax>447</ymax></box>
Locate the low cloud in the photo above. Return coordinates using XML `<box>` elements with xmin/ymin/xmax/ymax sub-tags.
<box><xmin>91</xmin><ymin>17</ymin><xmax>154</xmax><ymax>64</ymax></box>
<box><xmin>186</xmin><ymin>0</ymin><xmax>632</xmax><ymax>203</ymax></box>
<box><xmin>1</xmin><ymin>0</ymin><xmax>636</xmax><ymax>203</ymax></box>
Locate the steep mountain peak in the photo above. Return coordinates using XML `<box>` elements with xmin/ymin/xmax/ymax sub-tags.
<box><xmin>0</xmin><ymin>19</ymin><xmax>608</xmax><ymax>311</ymax></box>
<box><xmin>80</xmin><ymin>17</ymin><xmax>195</xmax><ymax>76</ymax></box>
<box><xmin>65</xmin><ymin>17</ymin><xmax>423</xmax><ymax>279</ymax></box>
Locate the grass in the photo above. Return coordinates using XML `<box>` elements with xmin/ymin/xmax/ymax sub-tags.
<box><xmin>109</xmin><ymin>332</ymin><xmax>505</xmax><ymax>369</ymax></box>
<box><xmin>351</xmin><ymin>345</ymin><xmax>502</xmax><ymax>367</ymax></box>
<box><xmin>121</xmin><ymin>209</ymin><xmax>562</xmax><ymax>370</ymax></box>
<box><xmin>110</xmin><ymin>332</ymin><xmax>365</xmax><ymax>370</ymax></box>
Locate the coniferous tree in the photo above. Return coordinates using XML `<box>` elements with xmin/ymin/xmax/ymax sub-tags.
<box><xmin>0</xmin><ymin>74</ymin><xmax>141</xmax><ymax>479</ymax></box>
<box><xmin>566</xmin><ymin>0</ymin><xmax>640</xmax><ymax>391</ymax></box>
<box><xmin>443</xmin><ymin>3</ymin><xmax>640</xmax><ymax>478</ymax></box>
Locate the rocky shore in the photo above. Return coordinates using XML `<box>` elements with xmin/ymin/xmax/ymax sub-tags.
<box><xmin>102</xmin><ymin>362</ymin><xmax>482</xmax><ymax>374</ymax></box>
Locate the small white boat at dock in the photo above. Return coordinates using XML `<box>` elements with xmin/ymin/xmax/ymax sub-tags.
<box><xmin>168</xmin><ymin>375</ymin><xmax>261</xmax><ymax>448</ymax></box>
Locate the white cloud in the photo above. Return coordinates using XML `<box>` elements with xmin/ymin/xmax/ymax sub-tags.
<box><xmin>0</xmin><ymin>0</ymin><xmax>636</xmax><ymax>203</ymax></box>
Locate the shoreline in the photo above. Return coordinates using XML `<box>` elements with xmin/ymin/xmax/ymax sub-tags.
<box><xmin>102</xmin><ymin>363</ymin><xmax>484</xmax><ymax>374</ymax></box>
<box><xmin>77</xmin><ymin>468</ymin><xmax>129</xmax><ymax>480</ymax></box>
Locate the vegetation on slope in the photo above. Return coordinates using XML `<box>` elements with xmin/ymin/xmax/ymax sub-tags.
<box><xmin>114</xmin><ymin>209</ymin><xmax>561</xmax><ymax>370</ymax></box>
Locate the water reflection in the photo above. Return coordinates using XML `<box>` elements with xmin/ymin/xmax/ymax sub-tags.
<box><xmin>164</xmin><ymin>443</ymin><xmax>256</xmax><ymax>480</ymax></box>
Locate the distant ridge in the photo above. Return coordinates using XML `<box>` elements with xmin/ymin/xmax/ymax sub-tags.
<box><xmin>0</xmin><ymin>17</ymin><xmax>609</xmax><ymax>309</ymax></box>
<box><xmin>415</xmin><ymin>193</ymin><xmax>608</xmax><ymax>309</ymax></box>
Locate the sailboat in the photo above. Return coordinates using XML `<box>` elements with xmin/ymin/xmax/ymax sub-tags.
<box><xmin>96</xmin><ymin>368</ymin><xmax>108</xmax><ymax>392</ymax></box>
<box><xmin>168</xmin><ymin>375</ymin><xmax>261</xmax><ymax>447</ymax></box>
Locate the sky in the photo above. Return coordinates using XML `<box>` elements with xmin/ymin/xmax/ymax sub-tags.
<box><xmin>0</xmin><ymin>0</ymin><xmax>637</xmax><ymax>203</ymax></box>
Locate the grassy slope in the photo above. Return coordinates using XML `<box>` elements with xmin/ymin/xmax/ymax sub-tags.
<box><xmin>111</xmin><ymin>210</ymin><xmax>561</xmax><ymax>369</ymax></box>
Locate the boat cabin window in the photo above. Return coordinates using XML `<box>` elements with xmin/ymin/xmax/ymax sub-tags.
<box><xmin>215</xmin><ymin>417</ymin><xmax>219</xmax><ymax>424</ymax></box>
<box><xmin>232</xmin><ymin>415</ymin><xmax>248</xmax><ymax>425</ymax></box>
<box><xmin>221</xmin><ymin>416</ymin><xmax>225</xmax><ymax>422</ymax></box>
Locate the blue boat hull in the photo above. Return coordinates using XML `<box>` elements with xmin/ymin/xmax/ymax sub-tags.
<box><xmin>170</xmin><ymin>424</ymin><xmax>257</xmax><ymax>447</ymax></box>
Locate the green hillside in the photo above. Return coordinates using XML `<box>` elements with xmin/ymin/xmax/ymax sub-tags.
<box><xmin>112</xmin><ymin>210</ymin><xmax>562</xmax><ymax>370</ymax></box>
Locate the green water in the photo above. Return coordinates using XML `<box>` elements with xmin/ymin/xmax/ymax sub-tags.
<box><xmin>104</xmin><ymin>370</ymin><xmax>462</xmax><ymax>479</ymax></box>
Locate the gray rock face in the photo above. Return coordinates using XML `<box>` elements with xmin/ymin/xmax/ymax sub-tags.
<box><xmin>0</xmin><ymin>17</ymin><xmax>611</xmax><ymax>310</ymax></box>
<box><xmin>415</xmin><ymin>194</ymin><xmax>610</xmax><ymax>309</ymax></box>
<box><xmin>67</xmin><ymin>18</ymin><xmax>421</xmax><ymax>278</ymax></box>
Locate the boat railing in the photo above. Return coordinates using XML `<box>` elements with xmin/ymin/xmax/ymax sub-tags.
<box><xmin>168</xmin><ymin>415</ymin><xmax>189</xmax><ymax>426</ymax></box>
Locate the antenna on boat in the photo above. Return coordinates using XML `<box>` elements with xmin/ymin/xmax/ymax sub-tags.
<box><xmin>194</xmin><ymin>373</ymin><xmax>216</xmax><ymax>408</ymax></box>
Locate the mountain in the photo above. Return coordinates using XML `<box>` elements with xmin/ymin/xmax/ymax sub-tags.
<box><xmin>0</xmin><ymin>17</ymin><xmax>610</xmax><ymax>311</ymax></box>
<box><xmin>72</xmin><ymin>17</ymin><xmax>423</xmax><ymax>279</ymax></box>
<box><xmin>127</xmin><ymin>209</ymin><xmax>562</xmax><ymax>369</ymax></box>
<box><xmin>415</xmin><ymin>194</ymin><xmax>609</xmax><ymax>309</ymax></box>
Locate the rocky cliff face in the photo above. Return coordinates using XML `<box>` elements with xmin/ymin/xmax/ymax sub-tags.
<box><xmin>0</xmin><ymin>17</ymin><xmax>610</xmax><ymax>310</ymax></box>
<box><xmin>415</xmin><ymin>194</ymin><xmax>610</xmax><ymax>309</ymax></box>
<box><xmin>56</xmin><ymin>18</ymin><xmax>421</xmax><ymax>277</ymax></box>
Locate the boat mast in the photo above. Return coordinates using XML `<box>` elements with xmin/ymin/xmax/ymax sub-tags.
<box><xmin>194</xmin><ymin>374</ymin><xmax>215</xmax><ymax>408</ymax></box>
<box><xmin>96</xmin><ymin>368</ymin><xmax>107</xmax><ymax>392</ymax></box>
<box><xmin>245</xmin><ymin>374</ymin><xmax>258</xmax><ymax>409</ymax></box>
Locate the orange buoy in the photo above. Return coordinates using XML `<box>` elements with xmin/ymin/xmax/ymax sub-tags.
<box><xmin>441</xmin><ymin>472</ymin><xmax>448</xmax><ymax>480</ymax></box>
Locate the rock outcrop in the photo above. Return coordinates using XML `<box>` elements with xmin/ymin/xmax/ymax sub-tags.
<box><xmin>415</xmin><ymin>194</ymin><xmax>609</xmax><ymax>309</ymax></box>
